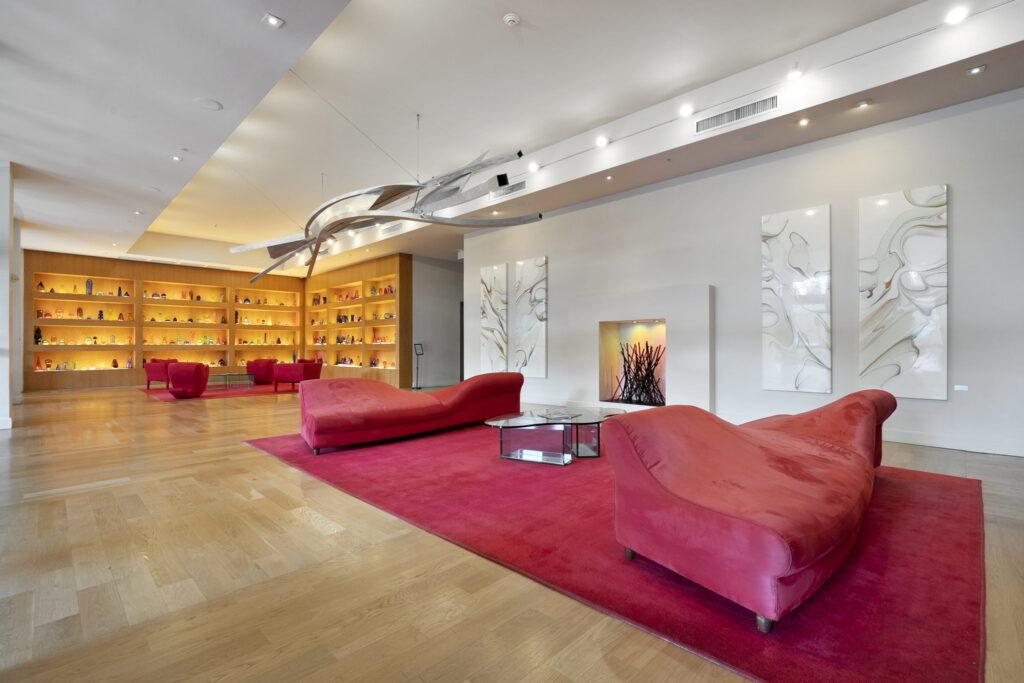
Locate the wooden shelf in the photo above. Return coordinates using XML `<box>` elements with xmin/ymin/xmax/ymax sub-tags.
<box><xmin>234</xmin><ymin>302</ymin><xmax>300</xmax><ymax>311</ymax></box>
<box><xmin>236</xmin><ymin>324</ymin><xmax>299</xmax><ymax>331</ymax></box>
<box><xmin>142</xmin><ymin>344</ymin><xmax>228</xmax><ymax>351</ymax></box>
<box><xmin>141</xmin><ymin>298</ymin><xmax>228</xmax><ymax>308</ymax></box>
<box><xmin>327</xmin><ymin>300</ymin><xmax>363</xmax><ymax>308</ymax></box>
<box><xmin>143</xmin><ymin>321</ymin><xmax>227</xmax><ymax>329</ymax></box>
<box><xmin>33</xmin><ymin>367</ymin><xmax>133</xmax><ymax>373</ymax></box>
<box><xmin>33</xmin><ymin>344</ymin><xmax>132</xmax><ymax>352</ymax></box>
<box><xmin>363</xmin><ymin>294</ymin><xmax>396</xmax><ymax>304</ymax></box>
<box><xmin>233</xmin><ymin>344</ymin><xmax>298</xmax><ymax>349</ymax></box>
<box><xmin>34</xmin><ymin>292</ymin><xmax>135</xmax><ymax>303</ymax></box>
<box><xmin>34</xmin><ymin>318</ymin><xmax>134</xmax><ymax>326</ymax></box>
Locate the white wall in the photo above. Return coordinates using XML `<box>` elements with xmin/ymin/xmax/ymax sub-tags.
<box><xmin>411</xmin><ymin>255</ymin><xmax>463</xmax><ymax>388</ymax></box>
<box><xmin>1</xmin><ymin>162</ymin><xmax>13</xmax><ymax>428</ymax></box>
<box><xmin>463</xmin><ymin>88</ymin><xmax>1024</xmax><ymax>458</ymax></box>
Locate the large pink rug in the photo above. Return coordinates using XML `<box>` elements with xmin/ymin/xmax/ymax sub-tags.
<box><xmin>140</xmin><ymin>383</ymin><xmax>296</xmax><ymax>401</ymax></box>
<box><xmin>247</xmin><ymin>425</ymin><xmax>985</xmax><ymax>682</ymax></box>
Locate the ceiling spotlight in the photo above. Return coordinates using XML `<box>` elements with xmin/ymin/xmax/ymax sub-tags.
<box><xmin>876</xmin><ymin>199</ymin><xmax>889</xmax><ymax>206</ymax></box>
<box><xmin>944</xmin><ymin>5</ymin><xmax>969</xmax><ymax>25</ymax></box>
<box><xmin>491</xmin><ymin>210</ymin><xmax>500</xmax><ymax>215</ymax></box>
<box><xmin>112</xmin><ymin>243</ymin><xmax>118</xmax><ymax>247</ymax></box>
<box><xmin>527</xmin><ymin>160</ymin><xmax>540</xmax><ymax>173</ymax></box>
<box><xmin>195</xmin><ymin>97</ymin><xmax>224</xmax><ymax>111</ymax></box>
<box><xmin>502</xmin><ymin>12</ymin><xmax>521</xmax><ymax>27</ymax></box>
<box><xmin>967</xmin><ymin>64</ymin><xmax>986</xmax><ymax>75</ymax></box>
<box><xmin>595</xmin><ymin>135</ymin><xmax>610</xmax><ymax>148</ymax></box>
<box><xmin>678</xmin><ymin>103</ymin><xmax>694</xmax><ymax>117</ymax></box>
<box><xmin>171</xmin><ymin>154</ymin><xmax>182</xmax><ymax>162</ymax></box>
<box><xmin>133</xmin><ymin>210</ymin><xmax>142</xmax><ymax>215</ymax></box>
<box><xmin>347</xmin><ymin>229</ymin><xmax>356</xmax><ymax>237</ymax></box>
<box><xmin>261</xmin><ymin>13</ymin><xmax>285</xmax><ymax>29</ymax></box>
<box><xmin>605</xmin><ymin>175</ymin><xmax>614</xmax><ymax>181</ymax></box>
<box><xmin>856</xmin><ymin>99</ymin><xmax>872</xmax><ymax>109</ymax></box>
<box><xmin>787</xmin><ymin>67</ymin><xmax>804</xmax><ymax>81</ymax></box>
<box><xmin>805</xmin><ymin>210</ymin><xmax>816</xmax><ymax>217</ymax></box>
<box><xmin>798</xmin><ymin>118</ymin><xmax>810</xmax><ymax>127</ymax></box>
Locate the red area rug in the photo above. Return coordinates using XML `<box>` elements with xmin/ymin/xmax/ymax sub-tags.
<box><xmin>246</xmin><ymin>426</ymin><xmax>985</xmax><ymax>682</ymax></box>
<box><xmin>140</xmin><ymin>384</ymin><xmax>296</xmax><ymax>401</ymax></box>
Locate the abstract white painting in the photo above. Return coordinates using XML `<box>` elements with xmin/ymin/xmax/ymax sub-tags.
<box><xmin>761</xmin><ymin>205</ymin><xmax>832</xmax><ymax>392</ymax></box>
<box><xmin>480</xmin><ymin>264</ymin><xmax>508</xmax><ymax>371</ymax></box>
<box><xmin>859</xmin><ymin>185</ymin><xmax>948</xmax><ymax>400</ymax></box>
<box><xmin>509</xmin><ymin>256</ymin><xmax>547</xmax><ymax>377</ymax></box>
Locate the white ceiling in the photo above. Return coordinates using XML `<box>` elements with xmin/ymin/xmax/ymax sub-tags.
<box><xmin>139</xmin><ymin>0</ymin><xmax>922</xmax><ymax>270</ymax></box>
<box><xmin>0</xmin><ymin>0</ymin><xmax>349</xmax><ymax>257</ymax></box>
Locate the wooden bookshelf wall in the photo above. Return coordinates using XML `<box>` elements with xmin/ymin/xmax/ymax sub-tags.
<box><xmin>25</xmin><ymin>250</ymin><xmax>304</xmax><ymax>391</ymax></box>
<box><xmin>303</xmin><ymin>253</ymin><xmax>412</xmax><ymax>388</ymax></box>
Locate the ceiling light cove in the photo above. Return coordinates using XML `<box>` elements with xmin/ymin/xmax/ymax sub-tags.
<box><xmin>595</xmin><ymin>135</ymin><xmax>610</xmax><ymax>148</ymax></box>
<box><xmin>261</xmin><ymin>13</ymin><xmax>285</xmax><ymax>29</ymax></box>
<box><xmin>678</xmin><ymin>103</ymin><xmax>694</xmax><ymax>117</ymax></box>
<box><xmin>944</xmin><ymin>5</ymin><xmax>969</xmax><ymax>25</ymax></box>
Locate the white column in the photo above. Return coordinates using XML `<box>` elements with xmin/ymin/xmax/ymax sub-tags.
<box><xmin>11</xmin><ymin>217</ymin><xmax>23</xmax><ymax>405</ymax></box>
<box><xmin>1</xmin><ymin>161</ymin><xmax>13</xmax><ymax>428</ymax></box>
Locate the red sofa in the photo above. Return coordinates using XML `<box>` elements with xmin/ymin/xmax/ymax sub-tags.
<box><xmin>144</xmin><ymin>358</ymin><xmax>178</xmax><ymax>389</ymax></box>
<box><xmin>167</xmin><ymin>362</ymin><xmax>210</xmax><ymax>399</ymax></box>
<box><xmin>300</xmin><ymin>372</ymin><xmax>524</xmax><ymax>453</ymax></box>
<box><xmin>273</xmin><ymin>360</ymin><xmax>322</xmax><ymax>392</ymax></box>
<box><xmin>246</xmin><ymin>359</ymin><xmax>278</xmax><ymax>385</ymax></box>
<box><xmin>603</xmin><ymin>390</ymin><xmax>897</xmax><ymax>633</ymax></box>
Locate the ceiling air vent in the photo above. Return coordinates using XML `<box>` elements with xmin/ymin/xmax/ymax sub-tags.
<box><xmin>695</xmin><ymin>95</ymin><xmax>777</xmax><ymax>134</ymax></box>
<box><xmin>488</xmin><ymin>180</ymin><xmax>526</xmax><ymax>200</ymax></box>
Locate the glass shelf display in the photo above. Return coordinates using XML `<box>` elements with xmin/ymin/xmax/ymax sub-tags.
<box><xmin>235</xmin><ymin>330</ymin><xmax>297</xmax><ymax>346</ymax></box>
<box><xmin>141</xmin><ymin>350</ymin><xmax>228</xmax><ymax>367</ymax></box>
<box><xmin>233</xmin><ymin>348</ymin><xmax>297</xmax><ymax>367</ymax></box>
<box><xmin>34</xmin><ymin>298</ymin><xmax>134</xmax><ymax>322</ymax></box>
<box><xmin>34</xmin><ymin>349</ymin><xmax>134</xmax><ymax>372</ymax></box>
<box><xmin>34</xmin><ymin>325</ymin><xmax>133</xmax><ymax>347</ymax></box>
<box><xmin>234</xmin><ymin>287</ymin><xmax>299</xmax><ymax>307</ymax></box>
<box><xmin>34</xmin><ymin>272</ymin><xmax>135</xmax><ymax>299</ymax></box>
<box><xmin>365</xmin><ymin>348</ymin><xmax>396</xmax><ymax>369</ymax></box>
<box><xmin>142</xmin><ymin>281</ymin><xmax>227</xmax><ymax>303</ymax></box>
<box><xmin>329</xmin><ymin>281</ymin><xmax>363</xmax><ymax>304</ymax></box>
<box><xmin>334</xmin><ymin>350</ymin><xmax>363</xmax><ymax>367</ymax></box>
<box><xmin>364</xmin><ymin>300</ymin><xmax>397</xmax><ymax>322</ymax></box>
<box><xmin>142</xmin><ymin>304</ymin><xmax>227</xmax><ymax>325</ymax></box>
<box><xmin>142</xmin><ymin>328</ymin><xmax>227</xmax><ymax>347</ymax></box>
<box><xmin>366</xmin><ymin>325</ymin><xmax>395</xmax><ymax>345</ymax></box>
<box><xmin>234</xmin><ymin>309</ymin><xmax>299</xmax><ymax>327</ymax></box>
<box><xmin>363</xmin><ymin>274</ymin><xmax>397</xmax><ymax>299</ymax></box>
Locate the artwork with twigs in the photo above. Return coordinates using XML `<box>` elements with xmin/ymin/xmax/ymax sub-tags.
<box><xmin>611</xmin><ymin>341</ymin><xmax>665</xmax><ymax>406</ymax></box>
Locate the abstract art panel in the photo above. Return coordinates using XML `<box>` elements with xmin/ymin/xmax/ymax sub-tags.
<box><xmin>761</xmin><ymin>205</ymin><xmax>832</xmax><ymax>392</ymax></box>
<box><xmin>509</xmin><ymin>256</ymin><xmax>547</xmax><ymax>377</ymax></box>
<box><xmin>480</xmin><ymin>263</ymin><xmax>508</xmax><ymax>371</ymax></box>
<box><xmin>859</xmin><ymin>185</ymin><xmax>948</xmax><ymax>400</ymax></box>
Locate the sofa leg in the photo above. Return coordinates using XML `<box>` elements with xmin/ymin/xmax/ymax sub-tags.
<box><xmin>313</xmin><ymin>448</ymin><xmax>321</xmax><ymax>456</ymax></box>
<box><xmin>756</xmin><ymin>614</ymin><xmax>774</xmax><ymax>634</ymax></box>
<box><xmin>624</xmin><ymin>547</ymin><xmax>636</xmax><ymax>561</ymax></box>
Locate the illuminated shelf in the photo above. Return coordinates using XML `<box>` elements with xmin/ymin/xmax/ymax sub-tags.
<box><xmin>34</xmin><ymin>367</ymin><xmax>132</xmax><ymax>373</ymax></box>
<box><xmin>141</xmin><ymin>298</ymin><xmax>227</xmax><ymax>308</ymax></box>
<box><xmin>328</xmin><ymin>300</ymin><xmax>363</xmax><ymax>308</ymax></box>
<box><xmin>34</xmin><ymin>292</ymin><xmax>135</xmax><ymax>303</ymax></box>
<box><xmin>34</xmin><ymin>344</ymin><xmax>131</xmax><ymax>351</ymax></box>
<box><xmin>142</xmin><ymin>344</ymin><xmax>228</xmax><ymax>351</ymax></box>
<box><xmin>233</xmin><ymin>344</ymin><xmax>298</xmax><ymax>348</ymax></box>
<box><xmin>144</xmin><ymin>321</ymin><xmax>227</xmax><ymax>329</ymax></box>
<box><xmin>234</xmin><ymin>302</ymin><xmax>299</xmax><ymax>310</ymax></box>
<box><xmin>33</xmin><ymin>318</ymin><xmax>132</xmax><ymax>326</ymax></box>
<box><xmin>236</xmin><ymin>324</ymin><xmax>299</xmax><ymax>330</ymax></box>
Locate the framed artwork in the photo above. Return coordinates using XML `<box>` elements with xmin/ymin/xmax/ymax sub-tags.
<box><xmin>509</xmin><ymin>256</ymin><xmax>547</xmax><ymax>377</ymax></box>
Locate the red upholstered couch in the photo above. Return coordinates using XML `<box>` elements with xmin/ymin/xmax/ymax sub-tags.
<box><xmin>273</xmin><ymin>360</ymin><xmax>322</xmax><ymax>392</ymax></box>
<box><xmin>167</xmin><ymin>362</ymin><xmax>210</xmax><ymax>399</ymax></box>
<box><xmin>300</xmin><ymin>372</ymin><xmax>524</xmax><ymax>453</ymax></box>
<box><xmin>246</xmin><ymin>359</ymin><xmax>278</xmax><ymax>385</ymax></box>
<box><xmin>144</xmin><ymin>358</ymin><xmax>178</xmax><ymax>389</ymax></box>
<box><xmin>603</xmin><ymin>390</ymin><xmax>897</xmax><ymax>633</ymax></box>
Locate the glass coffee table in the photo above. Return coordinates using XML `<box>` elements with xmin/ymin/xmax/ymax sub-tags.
<box><xmin>208</xmin><ymin>372</ymin><xmax>254</xmax><ymax>390</ymax></box>
<box><xmin>485</xmin><ymin>407</ymin><xmax>625</xmax><ymax>466</ymax></box>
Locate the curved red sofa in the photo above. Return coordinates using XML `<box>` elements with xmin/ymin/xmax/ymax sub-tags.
<box><xmin>246</xmin><ymin>359</ymin><xmax>277</xmax><ymax>385</ymax></box>
<box><xmin>167</xmin><ymin>362</ymin><xmax>210</xmax><ymax>399</ymax></box>
<box><xmin>603</xmin><ymin>390</ymin><xmax>897</xmax><ymax>633</ymax></box>
<box><xmin>300</xmin><ymin>372</ymin><xmax>524</xmax><ymax>453</ymax></box>
<box><xmin>274</xmin><ymin>360</ymin><xmax>322</xmax><ymax>392</ymax></box>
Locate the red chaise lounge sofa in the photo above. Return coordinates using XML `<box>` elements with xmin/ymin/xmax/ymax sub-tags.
<box><xmin>300</xmin><ymin>372</ymin><xmax>524</xmax><ymax>453</ymax></box>
<box><xmin>603</xmin><ymin>390</ymin><xmax>897</xmax><ymax>633</ymax></box>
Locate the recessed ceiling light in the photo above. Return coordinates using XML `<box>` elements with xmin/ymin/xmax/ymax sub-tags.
<box><xmin>678</xmin><ymin>103</ymin><xmax>694</xmax><ymax>117</ymax></box>
<box><xmin>967</xmin><ymin>64</ymin><xmax>986</xmax><ymax>75</ymax></box>
<box><xmin>805</xmin><ymin>210</ymin><xmax>816</xmax><ymax>217</ymax></box>
<box><xmin>171</xmin><ymin>155</ymin><xmax>182</xmax><ymax>162</ymax></box>
<box><xmin>261</xmin><ymin>13</ymin><xmax>285</xmax><ymax>29</ymax></box>
<box><xmin>195</xmin><ymin>97</ymin><xmax>224</xmax><ymax>111</ymax></box>
<box><xmin>798</xmin><ymin>118</ymin><xmax>810</xmax><ymax>127</ymax></box>
<box><xmin>605</xmin><ymin>175</ymin><xmax>614</xmax><ymax>181</ymax></box>
<box><xmin>856</xmin><ymin>99</ymin><xmax>872</xmax><ymax>109</ymax></box>
<box><xmin>112</xmin><ymin>243</ymin><xmax>117</xmax><ymax>247</ymax></box>
<box><xmin>491</xmin><ymin>210</ymin><xmax>500</xmax><ymax>215</ymax></box>
<box><xmin>876</xmin><ymin>199</ymin><xmax>889</xmax><ymax>206</ymax></box>
<box><xmin>133</xmin><ymin>210</ymin><xmax>142</xmax><ymax>215</ymax></box>
<box><xmin>527</xmin><ymin>160</ymin><xmax>540</xmax><ymax>173</ymax></box>
<box><xmin>944</xmin><ymin>5</ymin><xmax>969</xmax><ymax>25</ymax></box>
<box><xmin>348</xmin><ymin>229</ymin><xmax>356</xmax><ymax>237</ymax></box>
<box><xmin>787</xmin><ymin>68</ymin><xmax>804</xmax><ymax>81</ymax></box>
<box><xmin>595</xmin><ymin>135</ymin><xmax>610</xmax><ymax>148</ymax></box>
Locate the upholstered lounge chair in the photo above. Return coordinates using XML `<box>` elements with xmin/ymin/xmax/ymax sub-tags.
<box><xmin>273</xmin><ymin>360</ymin><xmax>322</xmax><ymax>392</ymax></box>
<box><xmin>300</xmin><ymin>372</ymin><xmax>524</xmax><ymax>453</ymax></box>
<box><xmin>144</xmin><ymin>358</ymin><xmax>177</xmax><ymax>389</ymax></box>
<box><xmin>167</xmin><ymin>362</ymin><xmax>210</xmax><ymax>399</ymax></box>
<box><xmin>246</xmin><ymin>358</ymin><xmax>277</xmax><ymax>385</ymax></box>
<box><xmin>602</xmin><ymin>390</ymin><xmax>897</xmax><ymax>633</ymax></box>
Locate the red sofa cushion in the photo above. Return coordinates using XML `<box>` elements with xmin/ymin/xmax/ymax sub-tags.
<box><xmin>167</xmin><ymin>362</ymin><xmax>209</xmax><ymax>399</ymax></box>
<box><xmin>246</xmin><ymin>359</ymin><xmax>277</xmax><ymax>385</ymax></box>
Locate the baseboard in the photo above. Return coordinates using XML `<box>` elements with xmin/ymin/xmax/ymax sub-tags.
<box><xmin>0</xmin><ymin>417</ymin><xmax>12</xmax><ymax>430</ymax></box>
<box><xmin>881</xmin><ymin>427</ymin><xmax>1023</xmax><ymax>458</ymax></box>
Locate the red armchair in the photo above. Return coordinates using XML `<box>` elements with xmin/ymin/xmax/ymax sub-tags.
<box><xmin>603</xmin><ymin>390</ymin><xmax>897</xmax><ymax>633</ymax></box>
<box><xmin>167</xmin><ymin>362</ymin><xmax>210</xmax><ymax>399</ymax></box>
<box><xmin>273</xmin><ymin>361</ymin><xmax>322</xmax><ymax>392</ymax></box>
<box><xmin>144</xmin><ymin>358</ymin><xmax>178</xmax><ymax>389</ymax></box>
<box><xmin>246</xmin><ymin>358</ymin><xmax>278</xmax><ymax>385</ymax></box>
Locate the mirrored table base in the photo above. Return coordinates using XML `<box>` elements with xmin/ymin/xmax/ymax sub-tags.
<box><xmin>496</xmin><ymin>423</ymin><xmax>602</xmax><ymax>466</ymax></box>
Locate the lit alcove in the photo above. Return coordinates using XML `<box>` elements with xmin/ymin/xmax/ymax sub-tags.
<box><xmin>598</xmin><ymin>319</ymin><xmax>667</xmax><ymax>406</ymax></box>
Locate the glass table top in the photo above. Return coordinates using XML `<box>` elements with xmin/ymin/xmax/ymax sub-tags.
<box><xmin>485</xmin><ymin>407</ymin><xmax>625</xmax><ymax>429</ymax></box>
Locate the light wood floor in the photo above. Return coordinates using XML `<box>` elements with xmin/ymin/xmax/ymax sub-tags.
<box><xmin>0</xmin><ymin>388</ymin><xmax>1021</xmax><ymax>681</ymax></box>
